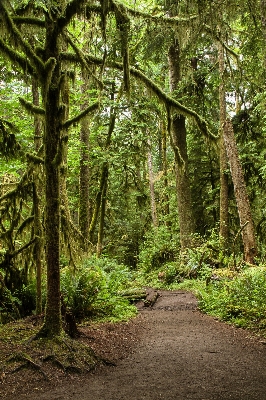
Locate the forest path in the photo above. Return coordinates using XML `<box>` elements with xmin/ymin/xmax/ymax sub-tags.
<box><xmin>19</xmin><ymin>291</ymin><xmax>266</xmax><ymax>399</ymax></box>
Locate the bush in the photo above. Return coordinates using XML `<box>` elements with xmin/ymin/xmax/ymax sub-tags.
<box><xmin>198</xmin><ymin>266</ymin><xmax>266</xmax><ymax>331</ymax></box>
<box><xmin>60</xmin><ymin>256</ymin><xmax>137</xmax><ymax>322</ymax></box>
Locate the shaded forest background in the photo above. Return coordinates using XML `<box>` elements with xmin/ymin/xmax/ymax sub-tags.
<box><xmin>1</xmin><ymin>0</ymin><xmax>266</xmax><ymax>336</ymax></box>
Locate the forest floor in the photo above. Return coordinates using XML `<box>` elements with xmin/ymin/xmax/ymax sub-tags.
<box><xmin>1</xmin><ymin>290</ymin><xmax>266</xmax><ymax>400</ymax></box>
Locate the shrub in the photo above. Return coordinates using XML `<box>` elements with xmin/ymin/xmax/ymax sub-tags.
<box><xmin>198</xmin><ymin>266</ymin><xmax>266</xmax><ymax>331</ymax></box>
<box><xmin>60</xmin><ymin>256</ymin><xmax>137</xmax><ymax>322</ymax></box>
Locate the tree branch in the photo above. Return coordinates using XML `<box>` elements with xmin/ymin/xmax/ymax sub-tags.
<box><xmin>19</xmin><ymin>98</ymin><xmax>45</xmax><ymax>115</ymax></box>
<box><xmin>13</xmin><ymin>16</ymin><xmax>45</xmax><ymax>27</ymax></box>
<box><xmin>0</xmin><ymin>37</ymin><xmax>34</xmax><ymax>75</ymax></box>
<box><xmin>61</xmin><ymin>44</ymin><xmax>215</xmax><ymax>139</ymax></box>
<box><xmin>204</xmin><ymin>24</ymin><xmax>239</xmax><ymax>61</ymax></box>
<box><xmin>62</xmin><ymin>101</ymin><xmax>99</xmax><ymax>129</ymax></box>
<box><xmin>57</xmin><ymin>0</ymin><xmax>89</xmax><ymax>34</ymax></box>
<box><xmin>0</xmin><ymin>2</ymin><xmax>45</xmax><ymax>74</ymax></box>
<box><xmin>124</xmin><ymin>3</ymin><xmax>198</xmax><ymax>24</ymax></box>
<box><xmin>77</xmin><ymin>53</ymin><xmax>216</xmax><ymax>140</ymax></box>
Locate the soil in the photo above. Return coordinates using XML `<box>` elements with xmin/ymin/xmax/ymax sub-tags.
<box><xmin>1</xmin><ymin>290</ymin><xmax>266</xmax><ymax>400</ymax></box>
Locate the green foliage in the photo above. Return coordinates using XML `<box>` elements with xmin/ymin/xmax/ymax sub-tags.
<box><xmin>197</xmin><ymin>266</ymin><xmax>266</xmax><ymax>332</ymax></box>
<box><xmin>60</xmin><ymin>256</ymin><xmax>137</xmax><ymax>322</ymax></box>
<box><xmin>0</xmin><ymin>270</ymin><xmax>21</xmax><ymax>324</ymax></box>
<box><xmin>14</xmin><ymin>281</ymin><xmax>37</xmax><ymax>317</ymax></box>
<box><xmin>138</xmin><ymin>225</ymin><xmax>179</xmax><ymax>272</ymax></box>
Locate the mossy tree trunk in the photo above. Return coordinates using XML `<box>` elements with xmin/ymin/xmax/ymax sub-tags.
<box><xmin>147</xmin><ymin>137</ymin><xmax>158</xmax><ymax>227</ymax></box>
<box><xmin>79</xmin><ymin>70</ymin><xmax>91</xmax><ymax>243</ymax></box>
<box><xmin>96</xmin><ymin>168</ymin><xmax>108</xmax><ymax>257</ymax></box>
<box><xmin>218</xmin><ymin>42</ymin><xmax>229</xmax><ymax>250</ymax></box>
<box><xmin>90</xmin><ymin>87</ymin><xmax>116</xmax><ymax>244</ymax></box>
<box><xmin>168</xmin><ymin>40</ymin><xmax>195</xmax><ymax>251</ymax></box>
<box><xmin>40</xmin><ymin>14</ymin><xmax>62</xmax><ymax>337</ymax></box>
<box><xmin>32</xmin><ymin>77</ymin><xmax>43</xmax><ymax>315</ymax></box>
<box><xmin>161</xmin><ymin>120</ymin><xmax>170</xmax><ymax>225</ymax></box>
<box><xmin>261</xmin><ymin>0</ymin><xmax>266</xmax><ymax>67</ymax></box>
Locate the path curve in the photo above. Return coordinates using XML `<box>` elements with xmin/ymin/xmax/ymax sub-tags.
<box><xmin>28</xmin><ymin>290</ymin><xmax>266</xmax><ymax>400</ymax></box>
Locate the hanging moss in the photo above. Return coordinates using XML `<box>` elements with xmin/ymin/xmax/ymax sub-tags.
<box><xmin>62</xmin><ymin>101</ymin><xmax>99</xmax><ymax>129</ymax></box>
<box><xmin>19</xmin><ymin>98</ymin><xmax>45</xmax><ymax>115</ymax></box>
<box><xmin>113</xmin><ymin>1</ymin><xmax>131</xmax><ymax>93</ymax></box>
<box><xmin>0</xmin><ymin>119</ymin><xmax>20</xmax><ymax>158</ymax></box>
<box><xmin>0</xmin><ymin>2</ymin><xmax>45</xmax><ymax>75</ymax></box>
<box><xmin>78</xmin><ymin>52</ymin><xmax>216</xmax><ymax>140</ymax></box>
<box><xmin>0</xmin><ymin>37</ymin><xmax>35</xmax><ymax>76</ymax></box>
<box><xmin>13</xmin><ymin>17</ymin><xmax>45</xmax><ymax>27</ymax></box>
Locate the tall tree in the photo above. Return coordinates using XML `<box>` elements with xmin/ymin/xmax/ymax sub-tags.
<box><xmin>223</xmin><ymin>120</ymin><xmax>257</xmax><ymax>264</ymax></box>
<box><xmin>167</xmin><ymin>22</ymin><xmax>195</xmax><ymax>250</ymax></box>
<box><xmin>218</xmin><ymin>40</ymin><xmax>229</xmax><ymax>249</ymax></box>
<box><xmin>147</xmin><ymin>136</ymin><xmax>158</xmax><ymax>227</ymax></box>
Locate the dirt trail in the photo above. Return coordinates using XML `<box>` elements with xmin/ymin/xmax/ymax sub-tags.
<box><xmin>10</xmin><ymin>291</ymin><xmax>266</xmax><ymax>399</ymax></box>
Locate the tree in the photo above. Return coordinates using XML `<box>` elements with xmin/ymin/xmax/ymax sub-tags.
<box><xmin>0</xmin><ymin>0</ymin><xmax>99</xmax><ymax>336</ymax></box>
<box><xmin>223</xmin><ymin>120</ymin><xmax>257</xmax><ymax>264</ymax></box>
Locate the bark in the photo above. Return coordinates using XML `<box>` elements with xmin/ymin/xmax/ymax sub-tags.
<box><xmin>218</xmin><ymin>42</ymin><xmax>229</xmax><ymax>249</ymax></box>
<box><xmin>147</xmin><ymin>137</ymin><xmax>158</xmax><ymax>227</ymax></box>
<box><xmin>33</xmin><ymin>182</ymin><xmax>43</xmax><ymax>315</ymax></box>
<box><xmin>89</xmin><ymin>89</ymin><xmax>116</xmax><ymax>243</ymax></box>
<box><xmin>79</xmin><ymin>71</ymin><xmax>91</xmax><ymax>242</ymax></box>
<box><xmin>40</xmin><ymin>14</ymin><xmax>62</xmax><ymax>337</ymax></box>
<box><xmin>168</xmin><ymin>40</ymin><xmax>195</xmax><ymax>250</ymax></box>
<box><xmin>223</xmin><ymin>120</ymin><xmax>257</xmax><ymax>264</ymax></box>
<box><xmin>32</xmin><ymin>77</ymin><xmax>42</xmax><ymax>152</ymax></box>
<box><xmin>32</xmin><ymin>77</ymin><xmax>43</xmax><ymax>315</ymax></box>
<box><xmin>96</xmin><ymin>169</ymin><xmax>108</xmax><ymax>257</ymax></box>
<box><xmin>161</xmin><ymin>120</ymin><xmax>170</xmax><ymax>224</ymax></box>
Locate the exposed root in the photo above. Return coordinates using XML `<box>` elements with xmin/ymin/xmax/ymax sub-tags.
<box><xmin>8</xmin><ymin>352</ymin><xmax>47</xmax><ymax>379</ymax></box>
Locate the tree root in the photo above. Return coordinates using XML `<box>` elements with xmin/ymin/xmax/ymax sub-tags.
<box><xmin>8</xmin><ymin>353</ymin><xmax>47</xmax><ymax>379</ymax></box>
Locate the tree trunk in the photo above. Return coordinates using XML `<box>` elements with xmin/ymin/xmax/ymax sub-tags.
<box><xmin>33</xmin><ymin>182</ymin><xmax>43</xmax><ymax>315</ymax></box>
<box><xmin>40</xmin><ymin>15</ymin><xmax>62</xmax><ymax>337</ymax></box>
<box><xmin>32</xmin><ymin>77</ymin><xmax>43</xmax><ymax>315</ymax></box>
<box><xmin>218</xmin><ymin>42</ymin><xmax>229</xmax><ymax>249</ymax></box>
<box><xmin>96</xmin><ymin>168</ymin><xmax>108</xmax><ymax>257</ymax></box>
<box><xmin>223</xmin><ymin>120</ymin><xmax>257</xmax><ymax>264</ymax></box>
<box><xmin>161</xmin><ymin>120</ymin><xmax>170</xmax><ymax>225</ymax></box>
<box><xmin>147</xmin><ymin>137</ymin><xmax>158</xmax><ymax>227</ymax></box>
<box><xmin>168</xmin><ymin>40</ymin><xmax>195</xmax><ymax>250</ymax></box>
<box><xmin>79</xmin><ymin>71</ymin><xmax>91</xmax><ymax>242</ymax></box>
<box><xmin>89</xmin><ymin>89</ymin><xmax>116</xmax><ymax>243</ymax></box>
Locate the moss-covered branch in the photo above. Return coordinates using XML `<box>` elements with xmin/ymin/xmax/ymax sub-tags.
<box><xmin>61</xmin><ymin>45</ymin><xmax>215</xmax><ymax>139</ymax></box>
<box><xmin>62</xmin><ymin>101</ymin><xmax>99</xmax><ymax>129</ymax></box>
<box><xmin>0</xmin><ymin>2</ymin><xmax>45</xmax><ymax>74</ymax></box>
<box><xmin>12</xmin><ymin>16</ymin><xmax>45</xmax><ymax>27</ymax></box>
<box><xmin>122</xmin><ymin>2</ymin><xmax>198</xmax><ymax>24</ymax></box>
<box><xmin>128</xmin><ymin>65</ymin><xmax>216</xmax><ymax>140</ymax></box>
<box><xmin>65</xmin><ymin>34</ymin><xmax>104</xmax><ymax>89</ymax></box>
<box><xmin>10</xmin><ymin>237</ymin><xmax>37</xmax><ymax>259</ymax></box>
<box><xmin>26</xmin><ymin>153</ymin><xmax>44</xmax><ymax>165</ymax></box>
<box><xmin>73</xmin><ymin>53</ymin><xmax>216</xmax><ymax>140</ymax></box>
<box><xmin>57</xmin><ymin>0</ymin><xmax>89</xmax><ymax>33</ymax></box>
<box><xmin>0</xmin><ymin>37</ymin><xmax>34</xmax><ymax>76</ymax></box>
<box><xmin>19</xmin><ymin>98</ymin><xmax>45</xmax><ymax>116</ymax></box>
